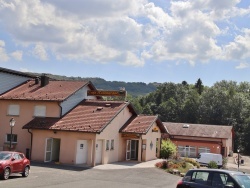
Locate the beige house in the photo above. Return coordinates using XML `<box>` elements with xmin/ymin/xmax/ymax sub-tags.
<box><xmin>0</xmin><ymin>74</ymin><xmax>97</xmax><ymax>155</ymax></box>
<box><xmin>163</xmin><ymin>122</ymin><xmax>233</xmax><ymax>157</ymax></box>
<box><xmin>23</xmin><ymin>101</ymin><xmax>165</xmax><ymax>166</ymax></box>
<box><xmin>0</xmin><ymin>68</ymin><xmax>166</xmax><ymax>166</ymax></box>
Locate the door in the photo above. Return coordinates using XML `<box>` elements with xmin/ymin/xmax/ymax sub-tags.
<box><xmin>95</xmin><ymin>140</ymin><xmax>102</xmax><ymax>164</ymax></box>
<box><xmin>76</xmin><ymin>140</ymin><xmax>88</xmax><ymax>164</ymax></box>
<box><xmin>131</xmin><ymin>140</ymin><xmax>138</xmax><ymax>160</ymax></box>
<box><xmin>126</xmin><ymin>140</ymin><xmax>131</xmax><ymax>160</ymax></box>
<box><xmin>11</xmin><ymin>153</ymin><xmax>22</xmax><ymax>172</ymax></box>
<box><xmin>45</xmin><ymin>138</ymin><xmax>53</xmax><ymax>162</ymax></box>
<box><xmin>126</xmin><ymin>140</ymin><xmax>138</xmax><ymax>160</ymax></box>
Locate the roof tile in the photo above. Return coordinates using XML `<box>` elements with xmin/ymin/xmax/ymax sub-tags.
<box><xmin>0</xmin><ymin>80</ymin><xmax>89</xmax><ymax>101</ymax></box>
<box><xmin>163</xmin><ymin>122</ymin><xmax>232</xmax><ymax>139</ymax></box>
<box><xmin>23</xmin><ymin>100</ymin><xmax>129</xmax><ymax>133</ymax></box>
<box><xmin>120</xmin><ymin>115</ymin><xmax>158</xmax><ymax>134</ymax></box>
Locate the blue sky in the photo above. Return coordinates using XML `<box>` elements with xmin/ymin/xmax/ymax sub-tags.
<box><xmin>0</xmin><ymin>0</ymin><xmax>250</xmax><ymax>86</ymax></box>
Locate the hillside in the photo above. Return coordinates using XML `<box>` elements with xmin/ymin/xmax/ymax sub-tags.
<box><xmin>29</xmin><ymin>73</ymin><xmax>159</xmax><ymax>97</ymax></box>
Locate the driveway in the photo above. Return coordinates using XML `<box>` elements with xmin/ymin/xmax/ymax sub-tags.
<box><xmin>0</xmin><ymin>160</ymin><xmax>182</xmax><ymax>188</ymax></box>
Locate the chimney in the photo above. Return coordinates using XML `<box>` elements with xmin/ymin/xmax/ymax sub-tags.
<box><xmin>35</xmin><ymin>77</ymin><xmax>39</xmax><ymax>84</ymax></box>
<box><xmin>41</xmin><ymin>74</ymin><xmax>49</xmax><ymax>87</ymax></box>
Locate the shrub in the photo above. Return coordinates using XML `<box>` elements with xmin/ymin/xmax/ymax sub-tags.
<box><xmin>155</xmin><ymin>160</ymin><xmax>167</xmax><ymax>169</ymax></box>
<box><xmin>160</xmin><ymin>139</ymin><xmax>177</xmax><ymax>159</ymax></box>
<box><xmin>183</xmin><ymin>158</ymin><xmax>200</xmax><ymax>168</ymax></box>
<box><xmin>208</xmin><ymin>161</ymin><xmax>218</xmax><ymax>169</ymax></box>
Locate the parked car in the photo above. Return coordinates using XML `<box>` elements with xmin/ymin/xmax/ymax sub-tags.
<box><xmin>176</xmin><ymin>169</ymin><xmax>250</xmax><ymax>188</ymax></box>
<box><xmin>196</xmin><ymin>153</ymin><xmax>223</xmax><ymax>168</ymax></box>
<box><xmin>0</xmin><ymin>151</ymin><xmax>30</xmax><ymax>180</ymax></box>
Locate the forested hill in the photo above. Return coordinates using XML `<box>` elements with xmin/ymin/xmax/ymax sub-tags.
<box><xmin>31</xmin><ymin>73</ymin><xmax>160</xmax><ymax>96</ymax></box>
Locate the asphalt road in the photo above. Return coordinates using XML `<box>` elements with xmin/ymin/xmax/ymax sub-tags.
<box><xmin>0</xmin><ymin>163</ymin><xmax>182</xmax><ymax>188</ymax></box>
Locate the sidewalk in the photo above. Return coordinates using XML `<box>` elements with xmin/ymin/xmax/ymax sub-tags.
<box><xmin>93</xmin><ymin>159</ymin><xmax>163</xmax><ymax>170</ymax></box>
<box><xmin>226</xmin><ymin>156</ymin><xmax>250</xmax><ymax>173</ymax></box>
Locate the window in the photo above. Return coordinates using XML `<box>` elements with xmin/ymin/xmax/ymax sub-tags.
<box><xmin>192</xmin><ymin>171</ymin><xmax>209</xmax><ymax>185</ymax></box>
<box><xmin>8</xmin><ymin>105</ymin><xmax>20</xmax><ymax>116</ymax></box>
<box><xmin>34</xmin><ymin>105</ymin><xmax>46</xmax><ymax>117</ymax></box>
<box><xmin>6</xmin><ymin>134</ymin><xmax>17</xmax><ymax>143</ymax></box>
<box><xmin>198</xmin><ymin>147</ymin><xmax>211</xmax><ymax>154</ymax></box>
<box><xmin>13</xmin><ymin>153</ymin><xmax>23</xmax><ymax>160</ymax></box>
<box><xmin>111</xmin><ymin>139</ymin><xmax>114</xmax><ymax>150</ymax></box>
<box><xmin>106</xmin><ymin>140</ymin><xmax>110</xmax><ymax>150</ymax></box>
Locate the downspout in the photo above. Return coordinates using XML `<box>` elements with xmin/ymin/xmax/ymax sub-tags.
<box><xmin>58</xmin><ymin>102</ymin><xmax>62</xmax><ymax>117</ymax></box>
<box><xmin>28</xmin><ymin>129</ymin><xmax>33</xmax><ymax>160</ymax></box>
<box><xmin>141</xmin><ymin>135</ymin><xmax>143</xmax><ymax>161</ymax></box>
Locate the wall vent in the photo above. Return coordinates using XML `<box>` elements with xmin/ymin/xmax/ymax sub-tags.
<box><xmin>183</xmin><ymin>124</ymin><xmax>190</xmax><ymax>128</ymax></box>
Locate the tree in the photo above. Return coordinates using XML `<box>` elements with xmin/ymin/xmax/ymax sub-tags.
<box><xmin>160</xmin><ymin>139</ymin><xmax>177</xmax><ymax>159</ymax></box>
<box><xmin>142</xmin><ymin>104</ymin><xmax>153</xmax><ymax>115</ymax></box>
<box><xmin>195</xmin><ymin>78</ymin><xmax>204</xmax><ymax>95</ymax></box>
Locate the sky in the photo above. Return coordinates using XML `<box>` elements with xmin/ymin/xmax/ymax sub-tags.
<box><xmin>0</xmin><ymin>0</ymin><xmax>250</xmax><ymax>86</ymax></box>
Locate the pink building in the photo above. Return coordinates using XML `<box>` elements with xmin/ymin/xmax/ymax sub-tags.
<box><xmin>0</xmin><ymin>68</ymin><xmax>165</xmax><ymax>166</ymax></box>
<box><xmin>163</xmin><ymin>122</ymin><xmax>233</xmax><ymax>157</ymax></box>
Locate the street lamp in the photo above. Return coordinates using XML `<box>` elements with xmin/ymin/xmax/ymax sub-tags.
<box><xmin>9</xmin><ymin>118</ymin><xmax>16</xmax><ymax>151</ymax></box>
<box><xmin>237</xmin><ymin>148</ymin><xmax>240</xmax><ymax>171</ymax></box>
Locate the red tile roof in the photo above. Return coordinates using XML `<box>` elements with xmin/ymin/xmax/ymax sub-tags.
<box><xmin>120</xmin><ymin>115</ymin><xmax>166</xmax><ymax>134</ymax></box>
<box><xmin>0</xmin><ymin>79</ymin><xmax>90</xmax><ymax>101</ymax></box>
<box><xmin>163</xmin><ymin>122</ymin><xmax>233</xmax><ymax>139</ymax></box>
<box><xmin>23</xmin><ymin>100</ymin><xmax>135</xmax><ymax>133</ymax></box>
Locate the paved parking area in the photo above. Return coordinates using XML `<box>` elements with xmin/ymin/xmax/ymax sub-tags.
<box><xmin>0</xmin><ymin>160</ymin><xmax>182</xmax><ymax>188</ymax></box>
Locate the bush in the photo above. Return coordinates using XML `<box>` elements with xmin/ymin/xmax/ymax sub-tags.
<box><xmin>160</xmin><ymin>139</ymin><xmax>177</xmax><ymax>159</ymax></box>
<box><xmin>208</xmin><ymin>161</ymin><xmax>218</xmax><ymax>169</ymax></box>
<box><xmin>183</xmin><ymin>158</ymin><xmax>200</xmax><ymax>168</ymax></box>
<box><xmin>155</xmin><ymin>160</ymin><xmax>167</xmax><ymax>169</ymax></box>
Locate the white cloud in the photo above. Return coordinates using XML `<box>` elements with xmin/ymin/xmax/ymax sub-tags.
<box><xmin>222</xmin><ymin>28</ymin><xmax>250</xmax><ymax>60</ymax></box>
<box><xmin>33</xmin><ymin>44</ymin><xmax>48</xmax><ymax>60</ymax></box>
<box><xmin>0</xmin><ymin>40</ymin><xmax>9</xmax><ymax>62</ymax></box>
<box><xmin>11</xmin><ymin>50</ymin><xmax>23</xmax><ymax>61</ymax></box>
<box><xmin>0</xmin><ymin>0</ymin><xmax>250</xmax><ymax>67</ymax></box>
<box><xmin>236</xmin><ymin>62</ymin><xmax>249</xmax><ymax>69</ymax></box>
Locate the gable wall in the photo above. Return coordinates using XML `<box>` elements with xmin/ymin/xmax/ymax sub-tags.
<box><xmin>142</xmin><ymin>122</ymin><xmax>161</xmax><ymax>161</ymax></box>
<box><xmin>96</xmin><ymin>106</ymin><xmax>133</xmax><ymax>164</ymax></box>
<box><xmin>60</xmin><ymin>85</ymin><xmax>96</xmax><ymax>116</ymax></box>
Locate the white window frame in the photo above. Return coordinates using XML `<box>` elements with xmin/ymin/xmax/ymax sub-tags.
<box><xmin>34</xmin><ymin>105</ymin><xmax>46</xmax><ymax>117</ymax></box>
<box><xmin>8</xmin><ymin>104</ymin><xmax>20</xmax><ymax>116</ymax></box>
<box><xmin>6</xmin><ymin>134</ymin><xmax>18</xmax><ymax>143</ymax></box>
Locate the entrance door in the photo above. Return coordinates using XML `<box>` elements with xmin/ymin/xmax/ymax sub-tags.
<box><xmin>95</xmin><ymin>140</ymin><xmax>102</xmax><ymax>164</ymax></box>
<box><xmin>131</xmin><ymin>140</ymin><xmax>138</xmax><ymax>160</ymax></box>
<box><xmin>45</xmin><ymin>138</ymin><xmax>53</xmax><ymax>162</ymax></box>
<box><xmin>126</xmin><ymin>140</ymin><xmax>131</xmax><ymax>160</ymax></box>
<box><xmin>126</xmin><ymin>140</ymin><xmax>138</xmax><ymax>160</ymax></box>
<box><xmin>76</xmin><ymin>140</ymin><xmax>88</xmax><ymax>164</ymax></box>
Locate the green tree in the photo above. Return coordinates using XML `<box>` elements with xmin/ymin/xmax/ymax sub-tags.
<box><xmin>142</xmin><ymin>104</ymin><xmax>153</xmax><ymax>115</ymax></box>
<box><xmin>160</xmin><ymin>139</ymin><xmax>177</xmax><ymax>159</ymax></box>
<box><xmin>195</xmin><ymin>78</ymin><xmax>204</xmax><ymax>95</ymax></box>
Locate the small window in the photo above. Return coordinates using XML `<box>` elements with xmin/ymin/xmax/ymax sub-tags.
<box><xmin>106</xmin><ymin>140</ymin><xmax>109</xmax><ymax>150</ymax></box>
<box><xmin>6</xmin><ymin>134</ymin><xmax>17</xmax><ymax>143</ymax></box>
<box><xmin>34</xmin><ymin>105</ymin><xmax>46</xmax><ymax>117</ymax></box>
<box><xmin>13</xmin><ymin>153</ymin><xmax>22</xmax><ymax>160</ymax></box>
<box><xmin>111</xmin><ymin>139</ymin><xmax>114</xmax><ymax>150</ymax></box>
<box><xmin>8</xmin><ymin>105</ymin><xmax>20</xmax><ymax>116</ymax></box>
